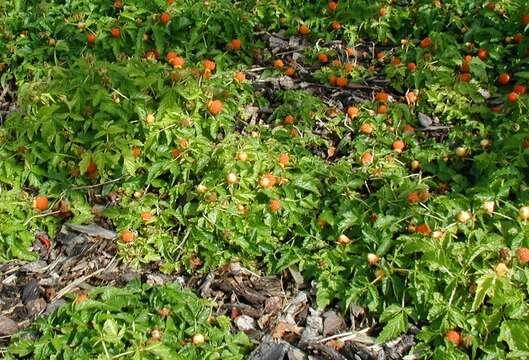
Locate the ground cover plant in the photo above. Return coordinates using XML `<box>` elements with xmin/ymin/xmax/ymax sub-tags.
<box><xmin>1</xmin><ymin>0</ymin><xmax>529</xmax><ymax>358</ymax></box>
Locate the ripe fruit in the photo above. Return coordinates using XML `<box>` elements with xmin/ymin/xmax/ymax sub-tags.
<box><xmin>446</xmin><ymin>330</ymin><xmax>461</xmax><ymax>347</ymax></box>
<box><xmin>160</xmin><ymin>12</ymin><xmax>171</xmax><ymax>24</ymax></box>
<box><xmin>477</xmin><ymin>48</ymin><xmax>488</xmax><ymax>60</ymax></box>
<box><xmin>207</xmin><ymin>100</ymin><xmax>223</xmax><ymax>115</ymax></box>
<box><xmin>516</xmin><ymin>247</ymin><xmax>529</xmax><ymax>264</ymax></box>
<box><xmin>420</xmin><ymin>37</ymin><xmax>432</xmax><ymax>48</ymax></box>
<box><xmin>416</xmin><ymin>223</ymin><xmax>431</xmax><ymax>235</ymax></box>
<box><xmin>459</xmin><ymin>73</ymin><xmax>471</xmax><ymax>82</ymax></box>
<box><xmin>407</xmin><ymin>192</ymin><xmax>420</xmax><ymax>203</ymax></box>
<box><xmin>508</xmin><ymin>92</ymin><xmax>519</xmax><ymax>103</ymax></box>
<box><xmin>379</xmin><ymin>7</ymin><xmax>387</xmax><ymax>16</ymax></box>
<box><xmin>335</xmin><ymin>76</ymin><xmax>348</xmax><ymax>88</ymax></box>
<box><xmin>337</xmin><ymin>234</ymin><xmax>351</xmax><ymax>244</ymax></box>
<box><xmin>347</xmin><ymin>106</ymin><xmax>359</xmax><ymax>118</ymax></box>
<box><xmin>519</xmin><ymin>206</ymin><xmax>529</xmax><ymax>221</ymax></box>
<box><xmin>203</xmin><ymin>59</ymin><xmax>216</xmax><ymax>71</ymax></box>
<box><xmin>145</xmin><ymin>113</ymin><xmax>155</xmax><ymax>124</ymax></box>
<box><xmin>498</xmin><ymin>73</ymin><xmax>510</xmax><ymax>85</ymax></box>
<box><xmin>456</xmin><ymin>210</ymin><xmax>472</xmax><ymax>223</ymax></box>
<box><xmin>460</xmin><ymin>63</ymin><xmax>470</xmax><ymax>73</ymax></box>
<box><xmin>273</xmin><ymin>59</ymin><xmax>284</xmax><ymax>69</ymax></box>
<box><xmin>259</xmin><ymin>173</ymin><xmax>277</xmax><ymax>189</ymax></box>
<box><xmin>523</xmin><ymin>14</ymin><xmax>529</xmax><ymax>24</ymax></box>
<box><xmin>226</xmin><ymin>173</ymin><xmax>238</xmax><ymax>185</ymax></box>
<box><xmin>485</xmin><ymin>2</ymin><xmax>495</xmax><ymax>11</ymax></box>
<box><xmin>495</xmin><ymin>262</ymin><xmax>508</xmax><ymax>277</ymax></box>
<box><xmin>377</xmin><ymin>104</ymin><xmax>388</xmax><ymax>114</ymax></box>
<box><xmin>132</xmin><ymin>147</ymin><xmax>141</xmax><ymax>158</ymax></box>
<box><xmin>361</xmin><ymin>152</ymin><xmax>373</xmax><ymax>165</ymax></box>
<box><xmin>514</xmin><ymin>33</ymin><xmax>523</xmax><ymax>44</ymax></box>
<box><xmin>111</xmin><ymin>27</ymin><xmax>121</xmax><ymax>38</ymax></box>
<box><xmin>407</xmin><ymin>63</ymin><xmax>416</xmax><ymax>72</ymax></box>
<box><xmin>268</xmin><ymin>199</ymin><xmax>281</xmax><ymax>212</ymax></box>
<box><xmin>33</xmin><ymin>196</ymin><xmax>49</xmax><ymax>211</ymax></box>
<box><xmin>331</xmin><ymin>21</ymin><xmax>342</xmax><ymax>30</ymax></box>
<box><xmin>87</xmin><ymin>162</ymin><xmax>98</xmax><ymax>175</ymax></box>
<box><xmin>230</xmin><ymin>38</ymin><xmax>241</xmax><ymax>50</ymax></box>
<box><xmin>359</xmin><ymin>123</ymin><xmax>373</xmax><ymax>135</ymax></box>
<box><xmin>514</xmin><ymin>84</ymin><xmax>526</xmax><ymax>94</ymax></box>
<box><xmin>192</xmin><ymin>334</ymin><xmax>205</xmax><ymax>345</ymax></box>
<box><xmin>318</xmin><ymin>53</ymin><xmax>329</xmax><ymax>63</ymax></box>
<box><xmin>403</xmin><ymin>124</ymin><xmax>415</xmax><ymax>133</ymax></box>
<box><xmin>375</xmin><ymin>91</ymin><xmax>389</xmax><ymax>103</ymax></box>
<box><xmin>405</xmin><ymin>91</ymin><xmax>417</xmax><ymax>104</ymax></box>
<box><xmin>391</xmin><ymin>57</ymin><xmax>401</xmax><ymax>65</ymax></box>
<box><xmin>298</xmin><ymin>24</ymin><xmax>310</xmax><ymax>35</ymax></box>
<box><xmin>482</xmin><ymin>200</ymin><xmax>495</xmax><ymax>214</ymax></box>
<box><xmin>121</xmin><ymin>230</ymin><xmax>134</xmax><ymax>243</ymax></box>
<box><xmin>327</xmin><ymin>1</ymin><xmax>337</xmax><ymax>11</ymax></box>
<box><xmin>169</xmin><ymin>56</ymin><xmax>185</xmax><ymax>69</ymax></box>
<box><xmin>285</xmin><ymin>66</ymin><xmax>295</xmax><ymax>76</ymax></box>
<box><xmin>283</xmin><ymin>115</ymin><xmax>295</xmax><ymax>125</ymax></box>
<box><xmin>278</xmin><ymin>153</ymin><xmax>290</xmax><ymax>167</ymax></box>
<box><xmin>141</xmin><ymin>211</ymin><xmax>152</xmax><ymax>222</ymax></box>
<box><xmin>234</xmin><ymin>71</ymin><xmax>246</xmax><ymax>82</ymax></box>
<box><xmin>367</xmin><ymin>253</ymin><xmax>379</xmax><ymax>266</ymax></box>
<box><xmin>171</xmin><ymin>148</ymin><xmax>181</xmax><ymax>158</ymax></box>
<box><xmin>86</xmin><ymin>33</ymin><xmax>96</xmax><ymax>44</ymax></box>
<box><xmin>392</xmin><ymin>140</ymin><xmax>405</xmax><ymax>152</ymax></box>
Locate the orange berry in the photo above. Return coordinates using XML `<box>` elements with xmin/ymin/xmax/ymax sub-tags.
<box><xmin>327</xmin><ymin>1</ymin><xmax>337</xmax><ymax>11</ymax></box>
<box><xmin>477</xmin><ymin>48</ymin><xmax>488</xmax><ymax>60</ymax></box>
<box><xmin>87</xmin><ymin>162</ymin><xmax>97</xmax><ymax>175</ymax></box>
<box><xmin>407</xmin><ymin>63</ymin><xmax>416</xmax><ymax>72</ymax></box>
<box><xmin>346</xmin><ymin>48</ymin><xmax>355</xmax><ymax>57</ymax></box>
<box><xmin>331</xmin><ymin>21</ymin><xmax>342</xmax><ymax>30</ymax></box>
<box><xmin>498</xmin><ymin>73</ymin><xmax>510</xmax><ymax>85</ymax></box>
<box><xmin>335</xmin><ymin>76</ymin><xmax>348</xmax><ymax>88</ymax></box>
<box><xmin>33</xmin><ymin>196</ymin><xmax>49</xmax><ymax>211</ymax></box>
<box><xmin>416</xmin><ymin>223</ymin><xmax>431</xmax><ymax>235</ymax></box>
<box><xmin>278</xmin><ymin>153</ymin><xmax>290</xmax><ymax>167</ymax></box>
<box><xmin>259</xmin><ymin>173</ymin><xmax>277</xmax><ymax>188</ymax></box>
<box><xmin>268</xmin><ymin>199</ymin><xmax>281</xmax><ymax>212</ymax></box>
<box><xmin>273</xmin><ymin>59</ymin><xmax>284</xmax><ymax>69</ymax></box>
<box><xmin>517</xmin><ymin>247</ymin><xmax>529</xmax><ymax>264</ymax></box>
<box><xmin>407</xmin><ymin>192</ymin><xmax>420</xmax><ymax>203</ymax></box>
<box><xmin>463</xmin><ymin>55</ymin><xmax>472</xmax><ymax>63</ymax></box>
<box><xmin>283</xmin><ymin>115</ymin><xmax>295</xmax><ymax>125</ymax></box>
<box><xmin>121</xmin><ymin>230</ymin><xmax>135</xmax><ymax>243</ymax></box>
<box><xmin>328</xmin><ymin>75</ymin><xmax>337</xmax><ymax>86</ymax></box>
<box><xmin>298</xmin><ymin>24</ymin><xmax>310</xmax><ymax>35</ymax></box>
<box><xmin>403</xmin><ymin>124</ymin><xmax>415</xmax><ymax>133</ymax></box>
<box><xmin>514</xmin><ymin>84</ymin><xmax>526</xmax><ymax>94</ymax></box>
<box><xmin>230</xmin><ymin>38</ymin><xmax>241</xmax><ymax>50</ymax></box>
<box><xmin>514</xmin><ymin>33</ymin><xmax>523</xmax><ymax>44</ymax></box>
<box><xmin>523</xmin><ymin>14</ymin><xmax>529</xmax><ymax>25</ymax></box>
<box><xmin>405</xmin><ymin>91</ymin><xmax>417</xmax><ymax>104</ymax></box>
<box><xmin>508</xmin><ymin>91</ymin><xmax>519</xmax><ymax>103</ymax></box>
<box><xmin>234</xmin><ymin>71</ymin><xmax>246</xmax><ymax>82</ymax></box>
<box><xmin>203</xmin><ymin>59</ymin><xmax>216</xmax><ymax>71</ymax></box>
<box><xmin>446</xmin><ymin>331</ymin><xmax>461</xmax><ymax>347</ymax></box>
<box><xmin>459</xmin><ymin>73</ymin><xmax>471</xmax><ymax>82</ymax></box>
<box><xmin>285</xmin><ymin>66</ymin><xmax>295</xmax><ymax>76</ymax></box>
<box><xmin>379</xmin><ymin>7</ymin><xmax>387</xmax><ymax>16</ymax></box>
<box><xmin>171</xmin><ymin>148</ymin><xmax>181</xmax><ymax>158</ymax></box>
<box><xmin>160</xmin><ymin>12</ymin><xmax>171</xmax><ymax>24</ymax></box>
<box><xmin>347</xmin><ymin>106</ymin><xmax>359</xmax><ymax>118</ymax></box>
<box><xmin>86</xmin><ymin>33</ymin><xmax>96</xmax><ymax>44</ymax></box>
<box><xmin>391</xmin><ymin>57</ymin><xmax>401</xmax><ymax>65</ymax></box>
<box><xmin>344</xmin><ymin>63</ymin><xmax>354</xmax><ymax>72</ymax></box>
<box><xmin>207</xmin><ymin>100</ymin><xmax>223</xmax><ymax>115</ymax></box>
<box><xmin>169</xmin><ymin>56</ymin><xmax>185</xmax><ymax>69</ymax></box>
<box><xmin>359</xmin><ymin>123</ymin><xmax>373</xmax><ymax>134</ymax></box>
<box><xmin>166</xmin><ymin>51</ymin><xmax>178</xmax><ymax>61</ymax></box>
<box><xmin>377</xmin><ymin>104</ymin><xmax>388</xmax><ymax>114</ymax></box>
<box><xmin>318</xmin><ymin>53</ymin><xmax>329</xmax><ymax>63</ymax></box>
<box><xmin>392</xmin><ymin>139</ymin><xmax>405</xmax><ymax>152</ymax></box>
<box><xmin>375</xmin><ymin>91</ymin><xmax>389</xmax><ymax>103</ymax></box>
<box><xmin>132</xmin><ymin>147</ymin><xmax>141</xmax><ymax>158</ymax></box>
<box><xmin>141</xmin><ymin>211</ymin><xmax>152</xmax><ymax>222</ymax></box>
<box><xmin>420</xmin><ymin>37</ymin><xmax>432</xmax><ymax>48</ymax></box>
<box><xmin>361</xmin><ymin>152</ymin><xmax>373</xmax><ymax>165</ymax></box>
<box><xmin>111</xmin><ymin>27</ymin><xmax>121</xmax><ymax>38</ymax></box>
